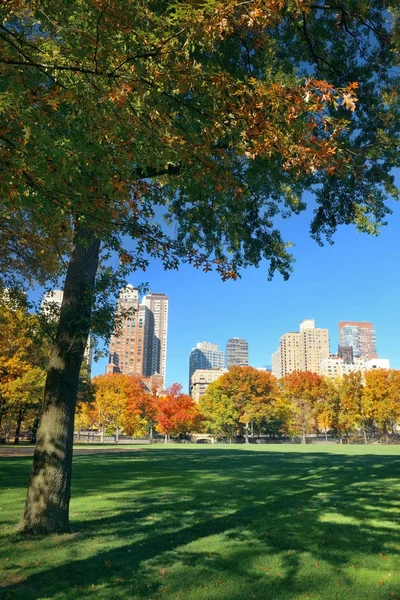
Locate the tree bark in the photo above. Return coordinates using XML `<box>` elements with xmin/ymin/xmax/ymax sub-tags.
<box><xmin>18</xmin><ymin>226</ymin><xmax>100</xmax><ymax>534</ymax></box>
<box><xmin>13</xmin><ymin>406</ymin><xmax>25</xmax><ymax>445</ymax></box>
<box><xmin>29</xmin><ymin>410</ymin><xmax>41</xmax><ymax>445</ymax></box>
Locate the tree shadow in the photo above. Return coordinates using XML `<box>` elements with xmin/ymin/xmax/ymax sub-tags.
<box><xmin>1</xmin><ymin>448</ymin><xmax>399</xmax><ymax>599</ymax></box>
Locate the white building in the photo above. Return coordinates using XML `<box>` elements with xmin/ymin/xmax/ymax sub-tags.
<box><xmin>320</xmin><ymin>355</ymin><xmax>390</xmax><ymax>379</ymax></box>
<box><xmin>190</xmin><ymin>368</ymin><xmax>228</xmax><ymax>402</ymax></box>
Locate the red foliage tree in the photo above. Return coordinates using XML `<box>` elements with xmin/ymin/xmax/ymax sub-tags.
<box><xmin>156</xmin><ymin>384</ymin><xmax>200</xmax><ymax>442</ymax></box>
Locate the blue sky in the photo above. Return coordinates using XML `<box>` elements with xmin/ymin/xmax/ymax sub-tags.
<box><xmin>91</xmin><ymin>192</ymin><xmax>400</xmax><ymax>393</ymax></box>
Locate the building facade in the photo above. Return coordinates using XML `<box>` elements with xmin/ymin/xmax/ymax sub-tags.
<box><xmin>299</xmin><ymin>319</ymin><xmax>330</xmax><ymax>374</ymax></box>
<box><xmin>107</xmin><ymin>285</ymin><xmax>141</xmax><ymax>376</ymax></box>
<box><xmin>190</xmin><ymin>368</ymin><xmax>228</xmax><ymax>401</ymax></box>
<box><xmin>339</xmin><ymin>321</ymin><xmax>377</xmax><ymax>361</ymax></box>
<box><xmin>107</xmin><ymin>287</ymin><xmax>169</xmax><ymax>386</ymax></box>
<box><xmin>189</xmin><ymin>342</ymin><xmax>226</xmax><ymax>395</ymax></box>
<box><xmin>272</xmin><ymin>319</ymin><xmax>330</xmax><ymax>377</ymax></box>
<box><xmin>271</xmin><ymin>349</ymin><xmax>282</xmax><ymax>378</ymax></box>
<box><xmin>141</xmin><ymin>293</ymin><xmax>169</xmax><ymax>385</ymax></box>
<box><xmin>320</xmin><ymin>356</ymin><xmax>390</xmax><ymax>379</ymax></box>
<box><xmin>226</xmin><ymin>337</ymin><xmax>249</xmax><ymax>368</ymax></box>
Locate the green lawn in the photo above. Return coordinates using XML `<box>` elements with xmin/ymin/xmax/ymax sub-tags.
<box><xmin>1</xmin><ymin>445</ymin><xmax>400</xmax><ymax>600</ymax></box>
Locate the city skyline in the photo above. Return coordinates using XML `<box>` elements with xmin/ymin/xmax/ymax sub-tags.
<box><xmin>67</xmin><ymin>199</ymin><xmax>400</xmax><ymax>392</ymax></box>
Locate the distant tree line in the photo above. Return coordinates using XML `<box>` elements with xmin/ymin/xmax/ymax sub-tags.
<box><xmin>199</xmin><ymin>366</ymin><xmax>400</xmax><ymax>444</ymax></box>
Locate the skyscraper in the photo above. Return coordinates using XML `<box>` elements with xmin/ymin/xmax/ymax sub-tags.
<box><xmin>339</xmin><ymin>321</ymin><xmax>377</xmax><ymax>361</ymax></box>
<box><xmin>226</xmin><ymin>337</ymin><xmax>249</xmax><ymax>368</ymax></box>
<box><xmin>141</xmin><ymin>293</ymin><xmax>169</xmax><ymax>385</ymax></box>
<box><xmin>107</xmin><ymin>288</ymin><xmax>169</xmax><ymax>385</ymax></box>
<box><xmin>271</xmin><ymin>319</ymin><xmax>329</xmax><ymax>377</ymax></box>
<box><xmin>189</xmin><ymin>342</ymin><xmax>225</xmax><ymax>393</ymax></box>
<box><xmin>107</xmin><ymin>285</ymin><xmax>140</xmax><ymax>375</ymax></box>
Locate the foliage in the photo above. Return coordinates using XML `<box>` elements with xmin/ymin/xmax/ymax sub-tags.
<box><xmin>338</xmin><ymin>371</ymin><xmax>368</xmax><ymax>436</ymax></box>
<box><xmin>90</xmin><ymin>373</ymin><xmax>131</xmax><ymax>435</ymax></box>
<box><xmin>280</xmin><ymin>371</ymin><xmax>325</xmax><ymax>440</ymax></box>
<box><xmin>199</xmin><ymin>382</ymin><xmax>240</xmax><ymax>441</ymax></box>
<box><xmin>199</xmin><ymin>366</ymin><xmax>285</xmax><ymax>439</ymax></box>
<box><xmin>1</xmin><ymin>0</ymin><xmax>392</xmax><ymax>301</ymax></box>
<box><xmin>0</xmin><ymin>299</ymin><xmax>50</xmax><ymax>439</ymax></box>
<box><xmin>364</xmin><ymin>369</ymin><xmax>400</xmax><ymax>434</ymax></box>
<box><xmin>123</xmin><ymin>375</ymin><xmax>155</xmax><ymax>438</ymax></box>
<box><xmin>2</xmin><ymin>367</ymin><xmax>46</xmax><ymax>442</ymax></box>
<box><xmin>156</xmin><ymin>384</ymin><xmax>200</xmax><ymax>439</ymax></box>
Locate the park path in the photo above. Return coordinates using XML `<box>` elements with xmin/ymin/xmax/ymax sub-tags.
<box><xmin>0</xmin><ymin>446</ymin><xmax>146</xmax><ymax>457</ymax></box>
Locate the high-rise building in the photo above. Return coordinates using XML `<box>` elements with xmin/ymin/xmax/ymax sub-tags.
<box><xmin>107</xmin><ymin>285</ymin><xmax>140</xmax><ymax>376</ymax></box>
<box><xmin>271</xmin><ymin>319</ymin><xmax>330</xmax><ymax>377</ymax></box>
<box><xmin>339</xmin><ymin>321</ymin><xmax>377</xmax><ymax>361</ymax></box>
<box><xmin>106</xmin><ymin>287</ymin><xmax>169</xmax><ymax>385</ymax></box>
<box><xmin>299</xmin><ymin>319</ymin><xmax>329</xmax><ymax>374</ymax></box>
<box><xmin>189</xmin><ymin>342</ymin><xmax>226</xmax><ymax>394</ymax></box>
<box><xmin>141</xmin><ymin>293</ymin><xmax>169</xmax><ymax>385</ymax></box>
<box><xmin>226</xmin><ymin>337</ymin><xmax>249</xmax><ymax>368</ymax></box>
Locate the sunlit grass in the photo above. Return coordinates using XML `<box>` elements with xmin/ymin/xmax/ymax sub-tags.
<box><xmin>1</xmin><ymin>444</ymin><xmax>399</xmax><ymax>599</ymax></box>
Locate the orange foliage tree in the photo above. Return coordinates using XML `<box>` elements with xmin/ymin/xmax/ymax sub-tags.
<box><xmin>156</xmin><ymin>384</ymin><xmax>200</xmax><ymax>442</ymax></box>
<box><xmin>281</xmin><ymin>372</ymin><xmax>326</xmax><ymax>443</ymax></box>
<box><xmin>364</xmin><ymin>369</ymin><xmax>400</xmax><ymax>438</ymax></box>
<box><xmin>123</xmin><ymin>376</ymin><xmax>158</xmax><ymax>439</ymax></box>
<box><xmin>338</xmin><ymin>371</ymin><xmax>369</xmax><ymax>443</ymax></box>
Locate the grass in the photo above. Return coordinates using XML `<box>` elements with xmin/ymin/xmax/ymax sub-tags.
<box><xmin>1</xmin><ymin>444</ymin><xmax>400</xmax><ymax>600</ymax></box>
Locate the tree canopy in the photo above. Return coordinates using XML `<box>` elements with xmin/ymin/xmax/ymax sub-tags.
<box><xmin>3</xmin><ymin>0</ymin><xmax>397</xmax><ymax>295</ymax></box>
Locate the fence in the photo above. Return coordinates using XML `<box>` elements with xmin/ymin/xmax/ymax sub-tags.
<box><xmin>73</xmin><ymin>432</ymin><xmax>150</xmax><ymax>444</ymax></box>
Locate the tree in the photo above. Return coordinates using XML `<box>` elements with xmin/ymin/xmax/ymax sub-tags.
<box><xmin>199</xmin><ymin>367</ymin><xmax>284</xmax><ymax>440</ymax></box>
<box><xmin>3</xmin><ymin>1</ymin><xmax>400</xmax><ymax>533</ymax></box>
<box><xmin>364</xmin><ymin>369</ymin><xmax>400</xmax><ymax>438</ymax></box>
<box><xmin>156</xmin><ymin>384</ymin><xmax>200</xmax><ymax>442</ymax></box>
<box><xmin>2</xmin><ymin>367</ymin><xmax>46</xmax><ymax>445</ymax></box>
<box><xmin>123</xmin><ymin>375</ymin><xmax>155</xmax><ymax>438</ymax></box>
<box><xmin>89</xmin><ymin>373</ymin><xmax>130</xmax><ymax>441</ymax></box>
<box><xmin>338</xmin><ymin>371</ymin><xmax>369</xmax><ymax>443</ymax></box>
<box><xmin>0</xmin><ymin>298</ymin><xmax>50</xmax><ymax>440</ymax></box>
<box><xmin>281</xmin><ymin>371</ymin><xmax>325</xmax><ymax>443</ymax></box>
<box><xmin>199</xmin><ymin>381</ymin><xmax>241</xmax><ymax>442</ymax></box>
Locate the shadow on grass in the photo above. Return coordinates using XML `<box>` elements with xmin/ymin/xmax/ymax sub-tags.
<box><xmin>1</xmin><ymin>448</ymin><xmax>400</xmax><ymax>599</ymax></box>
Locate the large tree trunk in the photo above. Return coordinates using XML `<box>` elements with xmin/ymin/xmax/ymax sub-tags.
<box><xmin>301</xmin><ymin>428</ymin><xmax>306</xmax><ymax>445</ymax></box>
<box><xmin>13</xmin><ymin>406</ymin><xmax>25</xmax><ymax>445</ymax></box>
<box><xmin>18</xmin><ymin>226</ymin><xmax>100</xmax><ymax>534</ymax></box>
<box><xmin>29</xmin><ymin>410</ymin><xmax>41</xmax><ymax>445</ymax></box>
